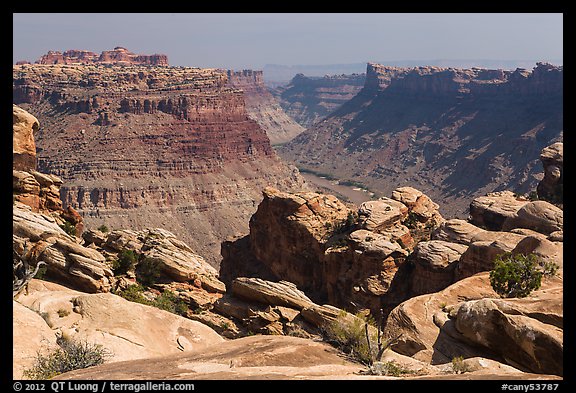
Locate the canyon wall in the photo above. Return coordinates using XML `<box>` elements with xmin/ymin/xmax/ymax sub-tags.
<box><xmin>226</xmin><ymin>69</ymin><xmax>304</xmax><ymax>144</ymax></box>
<box><xmin>272</xmin><ymin>73</ymin><xmax>366</xmax><ymax>128</ymax></box>
<box><xmin>278</xmin><ymin>62</ymin><xmax>563</xmax><ymax>218</ymax></box>
<box><xmin>13</xmin><ymin>63</ymin><xmax>307</xmax><ymax>266</ymax></box>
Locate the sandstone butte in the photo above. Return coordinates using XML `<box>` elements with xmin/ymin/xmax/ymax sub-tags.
<box><xmin>13</xmin><ymin>75</ymin><xmax>563</xmax><ymax>380</ymax></box>
<box><xmin>13</xmin><ymin>58</ymin><xmax>307</xmax><ymax>267</ymax></box>
<box><xmin>278</xmin><ymin>62</ymin><xmax>563</xmax><ymax>219</ymax></box>
<box><xmin>34</xmin><ymin>46</ymin><xmax>169</xmax><ymax>66</ymax></box>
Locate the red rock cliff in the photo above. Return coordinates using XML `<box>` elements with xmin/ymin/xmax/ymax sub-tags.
<box><xmin>13</xmin><ymin>63</ymin><xmax>306</xmax><ymax>266</ymax></box>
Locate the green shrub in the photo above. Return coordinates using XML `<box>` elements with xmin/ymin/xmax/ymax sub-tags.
<box><xmin>136</xmin><ymin>257</ymin><xmax>162</xmax><ymax>286</ymax></box>
<box><xmin>322</xmin><ymin>310</ymin><xmax>379</xmax><ymax>365</ymax></box>
<box><xmin>116</xmin><ymin>283</ymin><xmax>152</xmax><ymax>305</ymax></box>
<box><xmin>59</xmin><ymin>221</ymin><xmax>76</xmax><ymax>237</ymax></box>
<box><xmin>97</xmin><ymin>224</ymin><xmax>109</xmax><ymax>233</ymax></box>
<box><xmin>34</xmin><ymin>264</ymin><xmax>48</xmax><ymax>280</ymax></box>
<box><xmin>153</xmin><ymin>290</ymin><xmax>188</xmax><ymax>316</ymax></box>
<box><xmin>489</xmin><ymin>253</ymin><xmax>559</xmax><ymax>298</ymax></box>
<box><xmin>112</xmin><ymin>249</ymin><xmax>138</xmax><ymax>276</ymax></box>
<box><xmin>22</xmin><ymin>337</ymin><xmax>110</xmax><ymax>380</ymax></box>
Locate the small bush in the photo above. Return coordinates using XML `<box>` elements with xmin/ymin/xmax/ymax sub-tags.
<box><xmin>59</xmin><ymin>221</ymin><xmax>76</xmax><ymax>237</ymax></box>
<box><xmin>489</xmin><ymin>252</ymin><xmax>558</xmax><ymax>298</ymax></box>
<box><xmin>322</xmin><ymin>310</ymin><xmax>378</xmax><ymax>365</ymax></box>
<box><xmin>57</xmin><ymin>309</ymin><xmax>70</xmax><ymax>318</ymax></box>
<box><xmin>451</xmin><ymin>356</ymin><xmax>470</xmax><ymax>374</ymax></box>
<box><xmin>116</xmin><ymin>283</ymin><xmax>152</xmax><ymax>305</ymax></box>
<box><xmin>367</xmin><ymin>361</ymin><xmax>411</xmax><ymax>377</ymax></box>
<box><xmin>153</xmin><ymin>290</ymin><xmax>188</xmax><ymax>316</ymax></box>
<box><xmin>112</xmin><ymin>249</ymin><xmax>138</xmax><ymax>276</ymax></box>
<box><xmin>136</xmin><ymin>257</ymin><xmax>162</xmax><ymax>287</ymax></box>
<box><xmin>97</xmin><ymin>224</ymin><xmax>109</xmax><ymax>233</ymax></box>
<box><xmin>22</xmin><ymin>337</ymin><xmax>110</xmax><ymax>380</ymax></box>
<box><xmin>34</xmin><ymin>264</ymin><xmax>48</xmax><ymax>280</ymax></box>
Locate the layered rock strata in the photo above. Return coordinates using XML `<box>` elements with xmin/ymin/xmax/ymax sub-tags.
<box><xmin>279</xmin><ymin>62</ymin><xmax>563</xmax><ymax>218</ymax></box>
<box><xmin>13</xmin><ymin>63</ymin><xmax>307</xmax><ymax>266</ymax></box>
<box><xmin>272</xmin><ymin>72</ymin><xmax>365</xmax><ymax>128</ymax></box>
<box><xmin>226</xmin><ymin>69</ymin><xmax>304</xmax><ymax>144</ymax></box>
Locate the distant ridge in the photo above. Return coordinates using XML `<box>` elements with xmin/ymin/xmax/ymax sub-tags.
<box><xmin>263</xmin><ymin>59</ymin><xmax>563</xmax><ymax>85</ymax></box>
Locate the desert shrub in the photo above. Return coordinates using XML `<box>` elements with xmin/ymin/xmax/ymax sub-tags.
<box><xmin>451</xmin><ymin>356</ymin><xmax>470</xmax><ymax>374</ymax></box>
<box><xmin>57</xmin><ymin>309</ymin><xmax>70</xmax><ymax>318</ymax></box>
<box><xmin>153</xmin><ymin>290</ymin><xmax>188</xmax><ymax>316</ymax></box>
<box><xmin>34</xmin><ymin>264</ymin><xmax>48</xmax><ymax>280</ymax></box>
<box><xmin>115</xmin><ymin>283</ymin><xmax>152</xmax><ymax>305</ymax></box>
<box><xmin>97</xmin><ymin>224</ymin><xmax>109</xmax><ymax>233</ymax></box>
<box><xmin>111</xmin><ymin>249</ymin><xmax>138</xmax><ymax>276</ymax></box>
<box><xmin>136</xmin><ymin>257</ymin><xmax>162</xmax><ymax>286</ymax></box>
<box><xmin>366</xmin><ymin>361</ymin><xmax>411</xmax><ymax>376</ymax></box>
<box><xmin>489</xmin><ymin>252</ymin><xmax>558</xmax><ymax>298</ymax></box>
<box><xmin>22</xmin><ymin>337</ymin><xmax>110</xmax><ymax>380</ymax></box>
<box><xmin>59</xmin><ymin>220</ymin><xmax>76</xmax><ymax>237</ymax></box>
<box><xmin>322</xmin><ymin>310</ymin><xmax>379</xmax><ymax>365</ymax></box>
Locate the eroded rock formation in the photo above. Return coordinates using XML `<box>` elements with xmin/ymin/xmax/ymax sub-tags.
<box><xmin>13</xmin><ymin>63</ymin><xmax>307</xmax><ymax>266</ymax></box>
<box><xmin>36</xmin><ymin>47</ymin><xmax>168</xmax><ymax>66</ymax></box>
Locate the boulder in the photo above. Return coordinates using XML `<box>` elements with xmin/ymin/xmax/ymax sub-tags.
<box><xmin>469</xmin><ymin>191</ymin><xmax>529</xmax><ymax>230</ymax></box>
<box><xmin>140</xmin><ymin>228</ymin><xmax>221</xmax><ymax>287</ymax></box>
<box><xmin>231</xmin><ymin>277</ymin><xmax>314</xmax><ymax>310</ymax></box>
<box><xmin>502</xmin><ymin>201</ymin><xmax>563</xmax><ymax>235</ymax></box>
<box><xmin>454</xmin><ymin>288</ymin><xmax>563</xmax><ymax>376</ymax></box>
<box><xmin>383</xmin><ymin>269</ymin><xmax>563</xmax><ymax>373</ymax></box>
<box><xmin>13</xmin><ymin>104</ymin><xmax>38</xmax><ymax>171</ymax></box>
<box><xmin>13</xmin><ymin>205</ymin><xmax>113</xmax><ymax>293</ymax></box>
<box><xmin>431</xmin><ymin>219</ymin><xmax>485</xmax><ymax>245</ymax></box>
<box><xmin>358</xmin><ymin>199</ymin><xmax>406</xmax><ymax>231</ymax></box>
<box><xmin>511</xmin><ymin>236</ymin><xmax>563</xmax><ymax>267</ymax></box>
<box><xmin>408</xmin><ymin>240</ymin><xmax>468</xmax><ymax>296</ymax></box>
<box><xmin>247</xmin><ymin>187</ymin><xmax>350</xmax><ymax>294</ymax></box>
<box><xmin>536</xmin><ymin>142</ymin><xmax>563</xmax><ymax>204</ymax></box>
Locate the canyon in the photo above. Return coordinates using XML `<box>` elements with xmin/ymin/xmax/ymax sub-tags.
<box><xmin>13</xmin><ymin>104</ymin><xmax>563</xmax><ymax>380</ymax></box>
<box><xmin>13</xmin><ymin>55</ymin><xmax>306</xmax><ymax>267</ymax></box>
<box><xmin>226</xmin><ymin>69</ymin><xmax>304</xmax><ymax>144</ymax></box>
<box><xmin>271</xmin><ymin>72</ymin><xmax>366</xmax><ymax>128</ymax></box>
<box><xmin>278</xmin><ymin>62</ymin><xmax>563</xmax><ymax>218</ymax></box>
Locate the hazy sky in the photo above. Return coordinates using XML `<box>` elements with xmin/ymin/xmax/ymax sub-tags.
<box><xmin>13</xmin><ymin>13</ymin><xmax>563</xmax><ymax>69</ymax></box>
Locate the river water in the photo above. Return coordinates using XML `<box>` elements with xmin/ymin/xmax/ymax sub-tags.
<box><xmin>301</xmin><ymin>172</ymin><xmax>375</xmax><ymax>206</ymax></box>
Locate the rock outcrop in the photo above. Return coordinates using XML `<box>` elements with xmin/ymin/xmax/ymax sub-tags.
<box><xmin>271</xmin><ymin>72</ymin><xmax>366</xmax><ymax>128</ymax></box>
<box><xmin>13</xmin><ymin>63</ymin><xmax>307</xmax><ymax>266</ymax></box>
<box><xmin>13</xmin><ymin>279</ymin><xmax>224</xmax><ymax>376</ymax></box>
<box><xmin>221</xmin><ymin>186</ymin><xmax>443</xmax><ymax>316</ymax></box>
<box><xmin>226</xmin><ymin>69</ymin><xmax>304</xmax><ymax>144</ymax></box>
<box><xmin>36</xmin><ymin>47</ymin><xmax>168</xmax><ymax>66</ymax></box>
<box><xmin>279</xmin><ymin>62</ymin><xmax>563</xmax><ymax>218</ymax></box>
<box><xmin>536</xmin><ymin>142</ymin><xmax>563</xmax><ymax>205</ymax></box>
<box><xmin>383</xmin><ymin>271</ymin><xmax>563</xmax><ymax>376</ymax></box>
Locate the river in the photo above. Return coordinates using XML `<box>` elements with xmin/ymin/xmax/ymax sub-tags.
<box><xmin>301</xmin><ymin>172</ymin><xmax>375</xmax><ymax>206</ymax></box>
